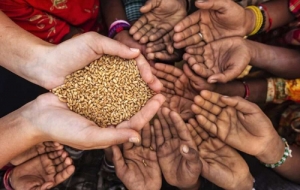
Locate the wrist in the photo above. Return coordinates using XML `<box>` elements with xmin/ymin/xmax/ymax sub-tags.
<box><xmin>256</xmin><ymin>134</ymin><xmax>285</xmax><ymax>164</ymax></box>
<box><xmin>244</xmin><ymin>8</ymin><xmax>256</xmax><ymax>36</ymax></box>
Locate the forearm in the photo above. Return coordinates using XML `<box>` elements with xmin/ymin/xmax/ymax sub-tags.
<box><xmin>215</xmin><ymin>78</ymin><xmax>267</xmax><ymax>103</ymax></box>
<box><xmin>0</xmin><ymin>104</ymin><xmax>40</xmax><ymax>168</ymax></box>
<box><xmin>248</xmin><ymin>40</ymin><xmax>300</xmax><ymax>78</ymax></box>
<box><xmin>101</xmin><ymin>0</ymin><xmax>128</xmax><ymax>27</ymax></box>
<box><xmin>0</xmin><ymin>11</ymin><xmax>51</xmax><ymax>87</ymax></box>
<box><xmin>260</xmin><ymin>0</ymin><xmax>295</xmax><ymax>31</ymax></box>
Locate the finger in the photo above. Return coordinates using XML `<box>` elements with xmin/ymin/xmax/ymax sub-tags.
<box><xmin>187</xmin><ymin>55</ymin><xmax>204</xmax><ymax>66</ymax></box>
<box><xmin>112</xmin><ymin>145</ymin><xmax>128</xmax><ymax>179</ymax></box>
<box><xmin>191</xmin><ymin>63</ymin><xmax>214</xmax><ymax>79</ymax></box>
<box><xmin>185</xmin><ymin>45</ymin><xmax>205</xmax><ymax>55</ymax></box>
<box><xmin>153</xmin><ymin>118</ymin><xmax>164</xmax><ymax>147</ymax></box>
<box><xmin>155</xmin><ymin>63</ymin><xmax>182</xmax><ymax>77</ymax></box>
<box><xmin>149</xmin><ymin>27</ymin><xmax>170</xmax><ymax>42</ymax></box>
<box><xmin>123</xmin><ymin>141</ymin><xmax>135</xmax><ymax>151</ymax></box>
<box><xmin>174</xmin><ymin>10</ymin><xmax>201</xmax><ymax>33</ymax></box>
<box><xmin>53</xmin><ymin>165</ymin><xmax>75</xmax><ymax>187</ymax></box>
<box><xmin>186</xmin><ymin>123</ymin><xmax>202</xmax><ymax>146</ymax></box>
<box><xmin>135</xmin><ymin>24</ymin><xmax>153</xmax><ymax>43</ymax></box>
<box><xmin>135</xmin><ymin>54</ymin><xmax>163</xmax><ymax>92</ymax></box>
<box><xmin>180</xmin><ymin>145</ymin><xmax>202</xmax><ymax>173</ymax></box>
<box><xmin>220</xmin><ymin>95</ymin><xmax>260</xmax><ymax>115</ymax></box>
<box><xmin>174</xmin><ymin>32</ymin><xmax>203</xmax><ymax>49</ymax></box>
<box><xmin>47</xmin><ymin>150</ymin><xmax>64</xmax><ymax>160</ymax></box>
<box><xmin>193</xmin><ymin>93</ymin><xmax>223</xmax><ymax>115</ymax></box>
<box><xmin>90</xmin><ymin>33</ymin><xmax>141</xmax><ymax>59</ymax></box>
<box><xmin>140</xmin><ymin>0</ymin><xmax>159</xmax><ymax>13</ymax></box>
<box><xmin>163</xmin><ymin>108</ymin><xmax>178</xmax><ymax>138</ymax></box>
<box><xmin>195</xmin><ymin>114</ymin><xmax>218</xmax><ymax>136</ymax></box>
<box><xmin>142</xmin><ymin>123</ymin><xmax>152</xmax><ymax>147</ymax></box>
<box><xmin>117</xmin><ymin>94</ymin><xmax>165</xmax><ymax>131</ymax></box>
<box><xmin>150</xmin><ymin>126</ymin><xmax>157</xmax><ymax>150</ymax></box>
<box><xmin>195</xmin><ymin>0</ymin><xmax>229</xmax><ymax>12</ymax></box>
<box><xmin>182</xmin><ymin>64</ymin><xmax>207</xmax><ymax>89</ymax></box>
<box><xmin>207</xmin><ymin>65</ymin><xmax>246</xmax><ymax>83</ymax></box>
<box><xmin>153</xmin><ymin>51</ymin><xmax>179</xmax><ymax>62</ymax></box>
<box><xmin>158</xmin><ymin>108</ymin><xmax>172</xmax><ymax>140</ymax></box>
<box><xmin>56</xmin><ymin>157</ymin><xmax>73</xmax><ymax>173</ymax></box>
<box><xmin>191</xmin><ymin>104</ymin><xmax>218</xmax><ymax>125</ymax></box>
<box><xmin>146</xmin><ymin>43</ymin><xmax>166</xmax><ymax>53</ymax></box>
<box><xmin>188</xmin><ymin>118</ymin><xmax>209</xmax><ymax>141</ymax></box>
<box><xmin>174</xmin><ymin>24</ymin><xmax>201</xmax><ymax>43</ymax></box>
<box><xmin>169</xmin><ymin>111</ymin><xmax>193</xmax><ymax>141</ymax></box>
<box><xmin>200</xmin><ymin>90</ymin><xmax>226</xmax><ymax>108</ymax></box>
<box><xmin>130</xmin><ymin>16</ymin><xmax>149</xmax><ymax>35</ymax></box>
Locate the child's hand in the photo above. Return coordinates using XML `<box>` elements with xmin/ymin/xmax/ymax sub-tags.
<box><xmin>112</xmin><ymin>123</ymin><xmax>162</xmax><ymax>190</ymax></box>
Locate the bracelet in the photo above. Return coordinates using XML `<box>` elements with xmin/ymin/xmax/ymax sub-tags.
<box><xmin>258</xmin><ymin>6</ymin><xmax>266</xmax><ymax>33</ymax></box>
<box><xmin>108</xmin><ymin>20</ymin><xmax>131</xmax><ymax>39</ymax></box>
<box><xmin>263</xmin><ymin>138</ymin><xmax>292</xmax><ymax>168</ymax></box>
<box><xmin>259</xmin><ymin>4</ymin><xmax>272</xmax><ymax>32</ymax></box>
<box><xmin>246</xmin><ymin>6</ymin><xmax>264</xmax><ymax>36</ymax></box>
<box><xmin>242</xmin><ymin>81</ymin><xmax>250</xmax><ymax>100</ymax></box>
<box><xmin>186</xmin><ymin>0</ymin><xmax>192</xmax><ymax>13</ymax></box>
<box><xmin>3</xmin><ymin>167</ymin><xmax>14</xmax><ymax>190</ymax></box>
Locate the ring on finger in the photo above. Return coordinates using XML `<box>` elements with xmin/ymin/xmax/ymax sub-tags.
<box><xmin>198</xmin><ymin>32</ymin><xmax>203</xmax><ymax>40</ymax></box>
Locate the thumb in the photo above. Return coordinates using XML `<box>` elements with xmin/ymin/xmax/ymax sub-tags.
<box><xmin>140</xmin><ymin>0</ymin><xmax>159</xmax><ymax>13</ymax></box>
<box><xmin>195</xmin><ymin>0</ymin><xmax>229</xmax><ymax>12</ymax></box>
<box><xmin>81</xmin><ymin>32</ymin><xmax>141</xmax><ymax>60</ymax></box>
<box><xmin>180</xmin><ymin>144</ymin><xmax>202</xmax><ymax>167</ymax></box>
<box><xmin>40</xmin><ymin>182</ymin><xmax>54</xmax><ymax>190</ymax></box>
<box><xmin>207</xmin><ymin>66</ymin><xmax>239</xmax><ymax>83</ymax></box>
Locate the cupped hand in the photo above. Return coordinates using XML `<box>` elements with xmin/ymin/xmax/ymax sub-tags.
<box><xmin>173</xmin><ymin>0</ymin><xmax>253</xmax><ymax>48</ymax></box>
<box><xmin>152</xmin><ymin>63</ymin><xmax>200</xmax><ymax>100</ymax></box>
<box><xmin>191</xmin><ymin>90</ymin><xmax>278</xmax><ymax>157</ymax></box>
<box><xmin>188</xmin><ymin>120</ymin><xmax>254</xmax><ymax>190</ymax></box>
<box><xmin>185</xmin><ymin>37</ymin><xmax>252</xmax><ymax>83</ymax></box>
<box><xmin>129</xmin><ymin>0</ymin><xmax>187</xmax><ymax>44</ymax></box>
<box><xmin>112</xmin><ymin>123</ymin><xmax>161</xmax><ymax>190</ymax></box>
<box><xmin>154</xmin><ymin>108</ymin><xmax>201</xmax><ymax>190</ymax></box>
<box><xmin>146</xmin><ymin>32</ymin><xmax>183</xmax><ymax>63</ymax></box>
<box><xmin>23</xmin><ymin>92</ymin><xmax>165</xmax><ymax>149</ymax></box>
<box><xmin>35</xmin><ymin>32</ymin><xmax>163</xmax><ymax>93</ymax></box>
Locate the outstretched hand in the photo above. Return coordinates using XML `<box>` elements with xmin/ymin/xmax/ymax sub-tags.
<box><xmin>188</xmin><ymin>119</ymin><xmax>254</xmax><ymax>190</ymax></box>
<box><xmin>23</xmin><ymin>93</ymin><xmax>165</xmax><ymax>150</ymax></box>
<box><xmin>173</xmin><ymin>0</ymin><xmax>253</xmax><ymax>48</ymax></box>
<box><xmin>185</xmin><ymin>37</ymin><xmax>251</xmax><ymax>83</ymax></box>
<box><xmin>154</xmin><ymin>108</ymin><xmax>201</xmax><ymax>190</ymax></box>
<box><xmin>130</xmin><ymin>0</ymin><xmax>187</xmax><ymax>44</ymax></box>
<box><xmin>112</xmin><ymin>123</ymin><xmax>161</xmax><ymax>190</ymax></box>
<box><xmin>191</xmin><ymin>90</ymin><xmax>279</xmax><ymax>157</ymax></box>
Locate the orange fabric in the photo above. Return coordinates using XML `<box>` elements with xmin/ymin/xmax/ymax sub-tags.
<box><xmin>0</xmin><ymin>0</ymin><xmax>103</xmax><ymax>44</ymax></box>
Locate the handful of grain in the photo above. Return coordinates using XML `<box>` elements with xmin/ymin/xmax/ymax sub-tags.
<box><xmin>51</xmin><ymin>55</ymin><xmax>154</xmax><ymax>127</ymax></box>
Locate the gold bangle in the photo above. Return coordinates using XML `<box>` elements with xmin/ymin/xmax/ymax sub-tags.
<box><xmin>246</xmin><ymin>6</ymin><xmax>263</xmax><ymax>36</ymax></box>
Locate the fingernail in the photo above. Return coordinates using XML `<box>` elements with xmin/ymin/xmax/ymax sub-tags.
<box><xmin>182</xmin><ymin>145</ymin><xmax>189</xmax><ymax>153</ymax></box>
<box><xmin>209</xmin><ymin>79</ymin><xmax>217</xmax><ymax>83</ymax></box>
<box><xmin>129</xmin><ymin>137</ymin><xmax>140</xmax><ymax>143</ymax></box>
<box><xmin>130</xmin><ymin>48</ymin><xmax>140</xmax><ymax>52</ymax></box>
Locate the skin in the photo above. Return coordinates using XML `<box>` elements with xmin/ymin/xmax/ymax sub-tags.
<box><xmin>10</xmin><ymin>150</ymin><xmax>75</xmax><ymax>190</ymax></box>
<box><xmin>154</xmin><ymin>108</ymin><xmax>202</xmax><ymax>190</ymax></box>
<box><xmin>129</xmin><ymin>0</ymin><xmax>187</xmax><ymax>44</ymax></box>
<box><xmin>188</xmin><ymin>119</ymin><xmax>254</xmax><ymax>190</ymax></box>
<box><xmin>112</xmin><ymin>124</ymin><xmax>162</xmax><ymax>190</ymax></box>
<box><xmin>191</xmin><ymin>90</ymin><xmax>300</xmax><ymax>183</ymax></box>
<box><xmin>173</xmin><ymin>0</ymin><xmax>254</xmax><ymax>48</ymax></box>
<box><xmin>10</xmin><ymin>142</ymin><xmax>63</xmax><ymax>166</ymax></box>
<box><xmin>0</xmin><ymin>11</ymin><xmax>165</xmax><ymax>168</ymax></box>
<box><xmin>191</xmin><ymin>90</ymin><xmax>282</xmax><ymax>158</ymax></box>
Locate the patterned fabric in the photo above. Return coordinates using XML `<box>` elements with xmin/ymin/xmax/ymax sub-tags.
<box><xmin>0</xmin><ymin>0</ymin><xmax>104</xmax><ymax>44</ymax></box>
<box><xmin>122</xmin><ymin>0</ymin><xmax>146</xmax><ymax>22</ymax></box>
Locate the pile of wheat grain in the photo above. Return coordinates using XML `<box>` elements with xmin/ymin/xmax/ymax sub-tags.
<box><xmin>51</xmin><ymin>55</ymin><xmax>154</xmax><ymax>127</ymax></box>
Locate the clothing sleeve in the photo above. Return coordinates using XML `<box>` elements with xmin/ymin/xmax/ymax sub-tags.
<box><xmin>122</xmin><ymin>0</ymin><xmax>146</xmax><ymax>22</ymax></box>
<box><xmin>289</xmin><ymin>0</ymin><xmax>300</xmax><ymax>18</ymax></box>
<box><xmin>0</xmin><ymin>1</ymin><xmax>70</xmax><ymax>44</ymax></box>
<box><xmin>266</xmin><ymin>78</ymin><xmax>300</xmax><ymax>103</ymax></box>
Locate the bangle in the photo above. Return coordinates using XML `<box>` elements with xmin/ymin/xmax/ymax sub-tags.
<box><xmin>3</xmin><ymin>167</ymin><xmax>14</xmax><ymax>190</ymax></box>
<box><xmin>263</xmin><ymin>138</ymin><xmax>292</xmax><ymax>168</ymax></box>
<box><xmin>258</xmin><ymin>6</ymin><xmax>266</xmax><ymax>33</ymax></box>
<box><xmin>186</xmin><ymin>0</ymin><xmax>191</xmax><ymax>13</ymax></box>
<box><xmin>108</xmin><ymin>20</ymin><xmax>131</xmax><ymax>39</ymax></box>
<box><xmin>259</xmin><ymin>4</ymin><xmax>272</xmax><ymax>32</ymax></box>
<box><xmin>246</xmin><ymin>6</ymin><xmax>264</xmax><ymax>36</ymax></box>
<box><xmin>242</xmin><ymin>80</ymin><xmax>250</xmax><ymax>100</ymax></box>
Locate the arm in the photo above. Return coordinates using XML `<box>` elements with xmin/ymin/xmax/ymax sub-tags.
<box><xmin>0</xmin><ymin>1</ymin><xmax>81</xmax><ymax>43</ymax></box>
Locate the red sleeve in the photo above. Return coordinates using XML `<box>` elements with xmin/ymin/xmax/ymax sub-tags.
<box><xmin>0</xmin><ymin>0</ymin><xmax>70</xmax><ymax>44</ymax></box>
<box><xmin>290</xmin><ymin>0</ymin><xmax>300</xmax><ymax>18</ymax></box>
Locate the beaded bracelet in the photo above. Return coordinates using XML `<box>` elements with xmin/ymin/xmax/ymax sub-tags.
<box><xmin>263</xmin><ymin>138</ymin><xmax>292</xmax><ymax>168</ymax></box>
<box><xmin>108</xmin><ymin>20</ymin><xmax>131</xmax><ymax>39</ymax></box>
